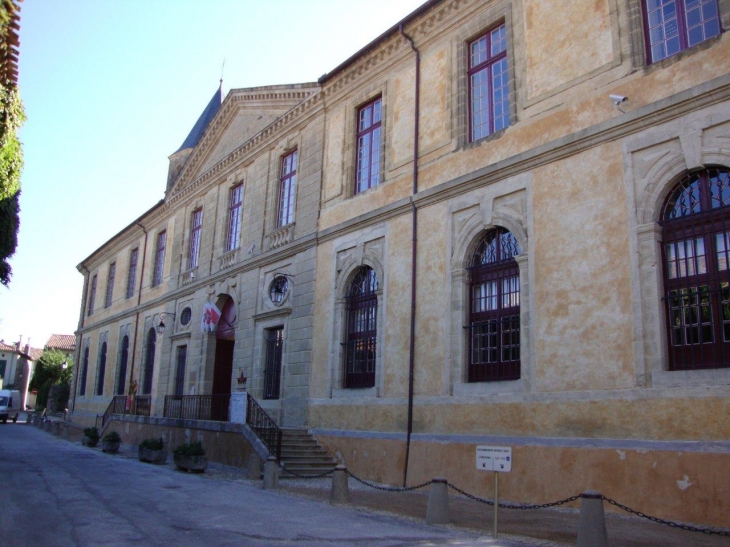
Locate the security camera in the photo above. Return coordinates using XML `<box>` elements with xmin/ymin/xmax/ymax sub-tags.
<box><xmin>610</xmin><ymin>94</ymin><xmax>627</xmax><ymax>104</ymax></box>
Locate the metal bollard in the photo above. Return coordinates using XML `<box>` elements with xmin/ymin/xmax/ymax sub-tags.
<box><xmin>248</xmin><ymin>452</ymin><xmax>262</xmax><ymax>480</ymax></box>
<box><xmin>263</xmin><ymin>456</ymin><xmax>279</xmax><ymax>490</ymax></box>
<box><xmin>330</xmin><ymin>465</ymin><xmax>349</xmax><ymax>505</ymax></box>
<box><xmin>425</xmin><ymin>477</ymin><xmax>450</xmax><ymax>525</ymax></box>
<box><xmin>577</xmin><ymin>491</ymin><xmax>609</xmax><ymax>547</ymax></box>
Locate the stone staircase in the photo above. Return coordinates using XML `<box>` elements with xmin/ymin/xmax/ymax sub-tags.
<box><xmin>278</xmin><ymin>429</ymin><xmax>337</xmax><ymax>478</ymax></box>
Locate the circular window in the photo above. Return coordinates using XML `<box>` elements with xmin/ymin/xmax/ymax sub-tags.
<box><xmin>180</xmin><ymin>307</ymin><xmax>192</xmax><ymax>326</ymax></box>
<box><xmin>269</xmin><ymin>276</ymin><xmax>289</xmax><ymax>305</ymax></box>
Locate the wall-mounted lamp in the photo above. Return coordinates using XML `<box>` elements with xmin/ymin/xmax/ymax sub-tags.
<box><xmin>156</xmin><ymin>312</ymin><xmax>176</xmax><ymax>335</ymax></box>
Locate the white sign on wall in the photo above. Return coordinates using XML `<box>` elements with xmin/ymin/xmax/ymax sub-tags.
<box><xmin>476</xmin><ymin>445</ymin><xmax>512</xmax><ymax>472</ymax></box>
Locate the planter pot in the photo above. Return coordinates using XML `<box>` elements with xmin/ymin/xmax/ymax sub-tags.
<box><xmin>138</xmin><ymin>447</ymin><xmax>167</xmax><ymax>464</ymax></box>
<box><xmin>82</xmin><ymin>436</ymin><xmax>98</xmax><ymax>447</ymax></box>
<box><xmin>174</xmin><ymin>454</ymin><xmax>208</xmax><ymax>473</ymax></box>
<box><xmin>102</xmin><ymin>441</ymin><xmax>121</xmax><ymax>453</ymax></box>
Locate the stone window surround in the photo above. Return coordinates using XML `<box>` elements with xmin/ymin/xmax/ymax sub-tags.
<box><xmin>251</xmin><ymin>313</ymin><xmax>291</xmax><ymax>421</ymax></box>
<box><xmin>342</xmin><ymin>83</ymin><xmax>390</xmax><ymax>200</ymax></box>
<box><xmin>626</xmin><ymin>0</ymin><xmax>730</xmax><ymax>70</ymax></box>
<box><xmin>94</xmin><ymin>331</ymin><xmax>109</xmax><ymax>397</ymax></box>
<box><xmin>327</xmin><ymin>231</ymin><xmax>387</xmax><ymax>399</ymax></box>
<box><xmin>151</xmin><ymin>229</ymin><xmax>167</xmax><ymax>288</ymax></box>
<box><xmin>453</xmin><ymin>1</ymin><xmax>517</xmax><ymax>150</ymax></box>
<box><xmin>448</xmin><ymin>177</ymin><xmax>532</xmax><ymax>397</ymax></box>
<box><xmin>115</xmin><ymin>324</ymin><xmax>132</xmax><ymax>396</ymax></box>
<box><xmin>258</xmin><ymin>260</ymin><xmax>295</xmax><ymax>315</ymax></box>
<box><xmin>276</xmin><ymin>147</ymin><xmax>299</xmax><ymax>229</ymax></box>
<box><xmin>627</xmin><ymin>105</ymin><xmax>730</xmax><ymax>388</ymax></box>
<box><xmin>78</xmin><ymin>338</ymin><xmax>91</xmax><ymax>397</ymax></box>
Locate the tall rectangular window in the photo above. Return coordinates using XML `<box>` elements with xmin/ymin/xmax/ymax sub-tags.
<box><xmin>355</xmin><ymin>98</ymin><xmax>382</xmax><ymax>195</ymax></box>
<box><xmin>105</xmin><ymin>263</ymin><xmax>116</xmax><ymax>308</ymax></box>
<box><xmin>226</xmin><ymin>184</ymin><xmax>243</xmax><ymax>252</ymax></box>
<box><xmin>263</xmin><ymin>327</ymin><xmax>284</xmax><ymax>400</ymax></box>
<box><xmin>469</xmin><ymin>23</ymin><xmax>510</xmax><ymax>142</ymax></box>
<box><xmin>277</xmin><ymin>151</ymin><xmax>298</xmax><ymax>227</ymax></box>
<box><xmin>174</xmin><ymin>345</ymin><xmax>187</xmax><ymax>396</ymax></box>
<box><xmin>643</xmin><ymin>0</ymin><xmax>721</xmax><ymax>63</ymax></box>
<box><xmin>152</xmin><ymin>231</ymin><xmax>166</xmax><ymax>287</ymax></box>
<box><xmin>126</xmin><ymin>248</ymin><xmax>138</xmax><ymax>299</ymax></box>
<box><xmin>87</xmin><ymin>275</ymin><xmax>97</xmax><ymax>316</ymax></box>
<box><xmin>188</xmin><ymin>209</ymin><xmax>202</xmax><ymax>269</ymax></box>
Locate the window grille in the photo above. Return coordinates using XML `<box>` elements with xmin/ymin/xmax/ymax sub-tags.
<box><xmin>344</xmin><ymin>267</ymin><xmax>378</xmax><ymax>388</ymax></box>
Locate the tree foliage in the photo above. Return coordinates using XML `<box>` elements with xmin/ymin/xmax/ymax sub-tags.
<box><xmin>30</xmin><ymin>349</ymin><xmax>73</xmax><ymax>390</ymax></box>
<box><xmin>0</xmin><ymin>1</ymin><xmax>24</xmax><ymax>286</ymax></box>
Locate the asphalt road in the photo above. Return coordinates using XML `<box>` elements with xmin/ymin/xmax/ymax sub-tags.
<box><xmin>0</xmin><ymin>423</ymin><xmax>549</xmax><ymax>547</ymax></box>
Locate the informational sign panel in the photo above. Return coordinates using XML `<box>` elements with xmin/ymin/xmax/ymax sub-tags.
<box><xmin>476</xmin><ymin>445</ymin><xmax>512</xmax><ymax>472</ymax></box>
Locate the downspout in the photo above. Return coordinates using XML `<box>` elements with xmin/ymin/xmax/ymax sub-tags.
<box><xmin>129</xmin><ymin>222</ymin><xmax>149</xmax><ymax>386</ymax></box>
<box><xmin>399</xmin><ymin>23</ymin><xmax>420</xmax><ymax>487</ymax></box>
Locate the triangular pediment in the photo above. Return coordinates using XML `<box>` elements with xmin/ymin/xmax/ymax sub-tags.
<box><xmin>166</xmin><ymin>83</ymin><xmax>320</xmax><ymax>200</ymax></box>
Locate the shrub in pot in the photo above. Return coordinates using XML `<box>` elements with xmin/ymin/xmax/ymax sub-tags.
<box><xmin>102</xmin><ymin>431</ymin><xmax>121</xmax><ymax>453</ymax></box>
<box><xmin>138</xmin><ymin>438</ymin><xmax>167</xmax><ymax>464</ymax></box>
<box><xmin>82</xmin><ymin>427</ymin><xmax>100</xmax><ymax>447</ymax></box>
<box><xmin>173</xmin><ymin>440</ymin><xmax>208</xmax><ymax>473</ymax></box>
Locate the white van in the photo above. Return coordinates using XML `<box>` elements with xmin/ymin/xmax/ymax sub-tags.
<box><xmin>0</xmin><ymin>389</ymin><xmax>21</xmax><ymax>423</ymax></box>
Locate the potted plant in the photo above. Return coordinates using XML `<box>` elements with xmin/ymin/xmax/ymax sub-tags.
<box><xmin>173</xmin><ymin>440</ymin><xmax>208</xmax><ymax>473</ymax></box>
<box><xmin>101</xmin><ymin>431</ymin><xmax>121</xmax><ymax>453</ymax></box>
<box><xmin>82</xmin><ymin>426</ymin><xmax>99</xmax><ymax>447</ymax></box>
<box><xmin>138</xmin><ymin>438</ymin><xmax>167</xmax><ymax>464</ymax></box>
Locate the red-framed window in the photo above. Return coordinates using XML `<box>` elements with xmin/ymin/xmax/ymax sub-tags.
<box><xmin>468</xmin><ymin>23</ymin><xmax>510</xmax><ymax>142</ymax></box>
<box><xmin>79</xmin><ymin>344</ymin><xmax>89</xmax><ymax>396</ymax></box>
<box><xmin>96</xmin><ymin>341</ymin><xmax>107</xmax><ymax>396</ymax></box>
<box><xmin>643</xmin><ymin>0</ymin><xmax>721</xmax><ymax>63</ymax></box>
<box><xmin>226</xmin><ymin>184</ymin><xmax>243</xmax><ymax>252</ymax></box>
<box><xmin>152</xmin><ymin>231</ymin><xmax>166</xmax><ymax>287</ymax></box>
<box><xmin>467</xmin><ymin>228</ymin><xmax>521</xmax><ymax>382</ymax></box>
<box><xmin>661</xmin><ymin>167</ymin><xmax>730</xmax><ymax>370</ymax></box>
<box><xmin>355</xmin><ymin>98</ymin><xmax>382</xmax><ymax>195</ymax></box>
<box><xmin>117</xmin><ymin>335</ymin><xmax>129</xmax><ymax>396</ymax></box>
<box><xmin>87</xmin><ymin>275</ymin><xmax>97</xmax><ymax>316</ymax></box>
<box><xmin>344</xmin><ymin>267</ymin><xmax>378</xmax><ymax>388</ymax></box>
<box><xmin>277</xmin><ymin>150</ymin><xmax>298</xmax><ymax>227</ymax></box>
<box><xmin>105</xmin><ymin>263</ymin><xmax>115</xmax><ymax>308</ymax></box>
<box><xmin>143</xmin><ymin>328</ymin><xmax>156</xmax><ymax>394</ymax></box>
<box><xmin>188</xmin><ymin>209</ymin><xmax>202</xmax><ymax>269</ymax></box>
<box><xmin>126</xmin><ymin>248</ymin><xmax>138</xmax><ymax>299</ymax></box>
<box><xmin>174</xmin><ymin>345</ymin><xmax>187</xmax><ymax>396</ymax></box>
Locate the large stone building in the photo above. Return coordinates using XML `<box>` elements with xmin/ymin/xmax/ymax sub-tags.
<box><xmin>72</xmin><ymin>0</ymin><xmax>730</xmax><ymax>526</ymax></box>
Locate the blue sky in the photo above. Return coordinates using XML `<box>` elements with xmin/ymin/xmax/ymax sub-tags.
<box><xmin>0</xmin><ymin>0</ymin><xmax>425</xmax><ymax>350</ymax></box>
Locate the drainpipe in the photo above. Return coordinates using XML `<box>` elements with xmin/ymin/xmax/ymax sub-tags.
<box><xmin>399</xmin><ymin>23</ymin><xmax>420</xmax><ymax>487</ymax></box>
<box><xmin>129</xmin><ymin>222</ymin><xmax>149</xmax><ymax>386</ymax></box>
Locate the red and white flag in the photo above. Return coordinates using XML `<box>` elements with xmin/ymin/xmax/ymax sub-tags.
<box><xmin>201</xmin><ymin>301</ymin><xmax>222</xmax><ymax>333</ymax></box>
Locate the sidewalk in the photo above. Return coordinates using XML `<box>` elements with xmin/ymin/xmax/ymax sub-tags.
<box><xmin>54</xmin><ymin>426</ymin><xmax>730</xmax><ymax>547</ymax></box>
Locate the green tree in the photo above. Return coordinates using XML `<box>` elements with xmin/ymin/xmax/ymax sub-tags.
<box><xmin>30</xmin><ymin>349</ymin><xmax>73</xmax><ymax>409</ymax></box>
<box><xmin>0</xmin><ymin>1</ymin><xmax>24</xmax><ymax>286</ymax></box>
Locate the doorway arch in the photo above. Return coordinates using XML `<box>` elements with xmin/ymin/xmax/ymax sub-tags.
<box><xmin>212</xmin><ymin>296</ymin><xmax>236</xmax><ymax>420</ymax></box>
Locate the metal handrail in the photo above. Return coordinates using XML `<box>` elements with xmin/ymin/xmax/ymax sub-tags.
<box><xmin>246</xmin><ymin>393</ymin><xmax>282</xmax><ymax>460</ymax></box>
<box><xmin>134</xmin><ymin>395</ymin><xmax>151</xmax><ymax>417</ymax></box>
<box><xmin>163</xmin><ymin>394</ymin><xmax>231</xmax><ymax>421</ymax></box>
<box><xmin>100</xmin><ymin>395</ymin><xmax>128</xmax><ymax>430</ymax></box>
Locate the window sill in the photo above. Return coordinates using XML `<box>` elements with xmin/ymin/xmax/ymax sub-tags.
<box><xmin>651</xmin><ymin>367</ymin><xmax>730</xmax><ymax>388</ymax></box>
<box><xmin>453</xmin><ymin>378</ymin><xmax>525</xmax><ymax>397</ymax></box>
<box><xmin>332</xmin><ymin>386</ymin><xmax>377</xmax><ymax>399</ymax></box>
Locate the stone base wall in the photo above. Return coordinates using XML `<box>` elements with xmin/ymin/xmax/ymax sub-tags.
<box><xmin>315</xmin><ymin>431</ymin><xmax>730</xmax><ymax>528</ymax></box>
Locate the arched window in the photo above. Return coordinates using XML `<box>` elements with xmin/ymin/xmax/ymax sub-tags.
<box><xmin>344</xmin><ymin>266</ymin><xmax>378</xmax><ymax>388</ymax></box>
<box><xmin>79</xmin><ymin>345</ymin><xmax>89</xmax><ymax>396</ymax></box>
<box><xmin>143</xmin><ymin>328</ymin><xmax>156</xmax><ymax>394</ymax></box>
<box><xmin>468</xmin><ymin>227</ymin><xmax>521</xmax><ymax>382</ymax></box>
<box><xmin>117</xmin><ymin>335</ymin><xmax>129</xmax><ymax>395</ymax></box>
<box><xmin>661</xmin><ymin>167</ymin><xmax>730</xmax><ymax>370</ymax></box>
<box><xmin>96</xmin><ymin>341</ymin><xmax>107</xmax><ymax>396</ymax></box>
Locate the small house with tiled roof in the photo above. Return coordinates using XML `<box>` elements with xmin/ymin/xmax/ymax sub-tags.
<box><xmin>44</xmin><ymin>334</ymin><xmax>76</xmax><ymax>358</ymax></box>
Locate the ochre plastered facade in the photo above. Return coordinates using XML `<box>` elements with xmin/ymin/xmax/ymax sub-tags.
<box><xmin>73</xmin><ymin>0</ymin><xmax>730</xmax><ymax>526</ymax></box>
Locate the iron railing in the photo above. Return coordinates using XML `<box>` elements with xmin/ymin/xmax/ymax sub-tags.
<box><xmin>163</xmin><ymin>394</ymin><xmax>231</xmax><ymax>421</ymax></box>
<box><xmin>246</xmin><ymin>393</ymin><xmax>282</xmax><ymax>460</ymax></box>
<box><xmin>95</xmin><ymin>395</ymin><xmax>149</xmax><ymax>429</ymax></box>
<box><xmin>135</xmin><ymin>395</ymin><xmax>151</xmax><ymax>417</ymax></box>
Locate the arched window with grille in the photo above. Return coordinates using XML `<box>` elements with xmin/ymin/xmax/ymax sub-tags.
<box><xmin>143</xmin><ymin>328</ymin><xmax>156</xmax><ymax>394</ymax></box>
<box><xmin>116</xmin><ymin>335</ymin><xmax>129</xmax><ymax>396</ymax></box>
<box><xmin>344</xmin><ymin>266</ymin><xmax>378</xmax><ymax>388</ymax></box>
<box><xmin>661</xmin><ymin>167</ymin><xmax>730</xmax><ymax>370</ymax></box>
<box><xmin>96</xmin><ymin>341</ymin><xmax>107</xmax><ymax>396</ymax></box>
<box><xmin>468</xmin><ymin>227</ymin><xmax>521</xmax><ymax>382</ymax></box>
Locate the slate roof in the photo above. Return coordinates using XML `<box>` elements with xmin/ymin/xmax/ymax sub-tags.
<box><xmin>175</xmin><ymin>84</ymin><xmax>223</xmax><ymax>153</ymax></box>
<box><xmin>45</xmin><ymin>334</ymin><xmax>76</xmax><ymax>352</ymax></box>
